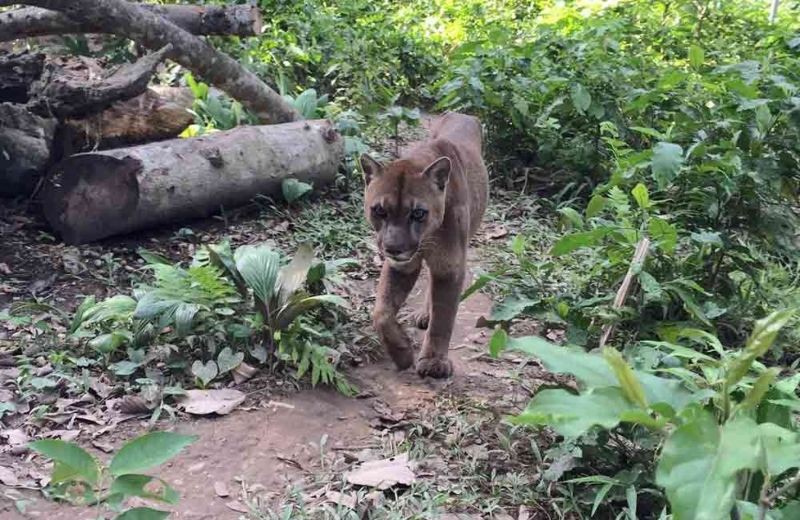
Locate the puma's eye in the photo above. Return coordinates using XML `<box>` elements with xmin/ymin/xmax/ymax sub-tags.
<box><xmin>411</xmin><ymin>208</ymin><xmax>428</xmax><ymax>221</ymax></box>
<box><xmin>372</xmin><ymin>205</ymin><xmax>387</xmax><ymax>218</ymax></box>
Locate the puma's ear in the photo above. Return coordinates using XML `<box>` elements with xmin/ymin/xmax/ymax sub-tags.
<box><xmin>422</xmin><ymin>156</ymin><xmax>451</xmax><ymax>191</ymax></box>
<box><xmin>360</xmin><ymin>154</ymin><xmax>383</xmax><ymax>185</ymax></box>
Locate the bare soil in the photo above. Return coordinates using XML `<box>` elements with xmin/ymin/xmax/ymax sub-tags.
<box><xmin>2</xmin><ymin>249</ymin><xmax>554</xmax><ymax>518</ymax></box>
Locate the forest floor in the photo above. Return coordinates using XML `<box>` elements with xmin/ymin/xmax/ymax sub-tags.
<box><xmin>0</xmin><ymin>124</ymin><xmax>565</xmax><ymax>519</ymax></box>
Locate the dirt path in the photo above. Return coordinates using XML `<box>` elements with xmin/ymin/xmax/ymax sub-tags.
<box><xmin>3</xmin><ymin>252</ymin><xmax>550</xmax><ymax>519</ymax></box>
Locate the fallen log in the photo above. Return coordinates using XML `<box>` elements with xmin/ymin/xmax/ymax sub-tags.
<box><xmin>42</xmin><ymin>120</ymin><xmax>343</xmax><ymax>244</ymax></box>
<box><xmin>0</xmin><ymin>50</ymin><xmax>44</xmax><ymax>103</ymax></box>
<box><xmin>1</xmin><ymin>0</ymin><xmax>299</xmax><ymax>124</ymax></box>
<box><xmin>29</xmin><ymin>44</ymin><xmax>172</xmax><ymax>118</ymax></box>
<box><xmin>0</xmin><ymin>4</ymin><xmax>263</xmax><ymax>41</ymax></box>
<box><xmin>60</xmin><ymin>86</ymin><xmax>194</xmax><ymax>154</ymax></box>
<box><xmin>0</xmin><ymin>103</ymin><xmax>57</xmax><ymax>197</ymax></box>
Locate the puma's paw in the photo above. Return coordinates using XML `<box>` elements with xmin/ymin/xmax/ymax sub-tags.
<box><xmin>387</xmin><ymin>345</ymin><xmax>415</xmax><ymax>371</ymax></box>
<box><xmin>416</xmin><ymin>355</ymin><xmax>453</xmax><ymax>379</ymax></box>
<box><xmin>411</xmin><ymin>310</ymin><xmax>430</xmax><ymax>330</ymax></box>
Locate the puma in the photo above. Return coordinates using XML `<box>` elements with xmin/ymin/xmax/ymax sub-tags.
<box><xmin>360</xmin><ymin>112</ymin><xmax>489</xmax><ymax>378</ymax></box>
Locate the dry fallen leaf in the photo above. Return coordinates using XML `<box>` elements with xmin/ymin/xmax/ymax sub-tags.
<box><xmin>232</xmin><ymin>362</ymin><xmax>259</xmax><ymax>385</ymax></box>
<box><xmin>224</xmin><ymin>500</ymin><xmax>248</xmax><ymax>513</ymax></box>
<box><xmin>3</xmin><ymin>428</ymin><xmax>29</xmax><ymax>447</ymax></box>
<box><xmin>344</xmin><ymin>452</ymin><xmax>415</xmax><ymax>490</ymax></box>
<box><xmin>179</xmin><ymin>389</ymin><xmax>245</xmax><ymax>416</ymax></box>
<box><xmin>326</xmin><ymin>490</ymin><xmax>356</xmax><ymax>509</ymax></box>
<box><xmin>486</xmin><ymin>225</ymin><xmax>509</xmax><ymax>240</ymax></box>
<box><xmin>214</xmin><ymin>481</ymin><xmax>230</xmax><ymax>498</ymax></box>
<box><xmin>0</xmin><ymin>466</ymin><xmax>19</xmax><ymax>486</ymax></box>
<box><xmin>92</xmin><ymin>440</ymin><xmax>115</xmax><ymax>453</ymax></box>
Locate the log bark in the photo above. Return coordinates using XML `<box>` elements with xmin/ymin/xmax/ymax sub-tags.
<box><xmin>60</xmin><ymin>86</ymin><xmax>194</xmax><ymax>154</ymax></box>
<box><xmin>0</xmin><ymin>4</ymin><xmax>263</xmax><ymax>41</ymax></box>
<box><xmin>0</xmin><ymin>103</ymin><xmax>57</xmax><ymax>197</ymax></box>
<box><xmin>42</xmin><ymin>120</ymin><xmax>343</xmax><ymax>244</ymax></box>
<box><xmin>0</xmin><ymin>50</ymin><xmax>45</xmax><ymax>103</ymax></box>
<box><xmin>28</xmin><ymin>44</ymin><xmax>172</xmax><ymax>118</ymax></box>
<box><xmin>0</xmin><ymin>0</ymin><xmax>299</xmax><ymax>124</ymax></box>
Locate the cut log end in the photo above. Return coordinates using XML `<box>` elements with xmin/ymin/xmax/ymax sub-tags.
<box><xmin>43</xmin><ymin>155</ymin><xmax>141</xmax><ymax>244</ymax></box>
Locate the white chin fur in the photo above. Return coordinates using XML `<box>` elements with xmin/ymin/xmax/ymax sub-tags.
<box><xmin>386</xmin><ymin>256</ymin><xmax>416</xmax><ymax>269</ymax></box>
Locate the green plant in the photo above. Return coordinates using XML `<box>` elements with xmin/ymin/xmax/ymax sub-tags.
<box><xmin>378</xmin><ymin>103</ymin><xmax>421</xmax><ymax>156</ymax></box>
<box><xmin>491</xmin><ymin>308</ymin><xmax>800</xmax><ymax>518</ymax></box>
<box><xmin>181</xmin><ymin>72</ymin><xmax>256</xmax><ymax>136</ymax></box>
<box><xmin>30</xmin><ymin>431</ymin><xmax>196</xmax><ymax>519</ymax></box>
<box><xmin>70</xmin><ymin>240</ymin><xmax>352</xmax><ymax>393</ymax></box>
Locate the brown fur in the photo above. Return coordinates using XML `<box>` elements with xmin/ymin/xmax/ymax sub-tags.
<box><xmin>360</xmin><ymin>112</ymin><xmax>488</xmax><ymax>378</ymax></box>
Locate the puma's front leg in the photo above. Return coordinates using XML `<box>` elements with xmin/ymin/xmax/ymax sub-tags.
<box><xmin>416</xmin><ymin>266</ymin><xmax>465</xmax><ymax>378</ymax></box>
<box><xmin>374</xmin><ymin>260</ymin><xmax>421</xmax><ymax>370</ymax></box>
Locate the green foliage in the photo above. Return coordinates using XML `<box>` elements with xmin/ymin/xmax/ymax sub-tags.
<box><xmin>181</xmin><ymin>72</ymin><xmax>256</xmax><ymax>136</ymax></box>
<box><xmin>281</xmin><ymin>178</ymin><xmax>314</xmax><ymax>204</ymax></box>
<box><xmin>70</xmin><ymin>240</ymin><xmax>353</xmax><ymax>393</ymax></box>
<box><xmin>30</xmin><ymin>432</ymin><xmax>195</xmax><ymax>519</ymax></box>
<box><xmin>491</xmin><ymin>309</ymin><xmax>800</xmax><ymax>518</ymax></box>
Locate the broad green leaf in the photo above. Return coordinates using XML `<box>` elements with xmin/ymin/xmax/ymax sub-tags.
<box><xmin>656</xmin><ymin>411</ymin><xmax>761</xmax><ymax>520</ymax></box>
<box><xmin>585</xmin><ymin>195</ymin><xmax>607</xmax><ymax>219</ymax></box>
<box><xmin>110</xmin><ymin>474</ymin><xmax>179</xmax><ymax>504</ymax></box>
<box><xmin>174</xmin><ymin>303</ymin><xmax>199</xmax><ymax>337</ymax></box>
<box><xmin>115</xmin><ymin>508</ymin><xmax>170</xmax><ymax>520</ymax></box>
<box><xmin>275</xmin><ymin>294</ymin><xmax>347</xmax><ymax>330</ymax></box>
<box><xmin>461</xmin><ymin>271</ymin><xmax>502</xmax><ymax>302</ymax></box>
<box><xmin>89</xmin><ymin>331</ymin><xmax>130</xmax><ymax>354</ymax></box>
<box><xmin>648</xmin><ymin>217</ymin><xmax>677</xmax><ymax>253</ymax></box>
<box><xmin>276</xmin><ymin>243</ymin><xmax>315</xmax><ymax>307</ymax></box>
<box><xmin>570</xmin><ymin>83</ymin><xmax>591</xmax><ymax>113</ymax></box>
<box><xmin>758</xmin><ymin>423</ymin><xmax>800</xmax><ymax>476</ymax></box>
<box><xmin>81</xmin><ymin>295</ymin><xmax>136</xmax><ymax>325</ymax></box>
<box><xmin>512</xmin><ymin>387</ymin><xmax>634</xmax><ymax>438</ymax></box>
<box><xmin>688</xmin><ymin>45</ymin><xmax>705</xmax><ymax>69</ymax></box>
<box><xmin>638</xmin><ymin>271</ymin><xmax>664</xmax><ymax>301</ymax></box>
<box><xmin>651</xmin><ymin>142</ymin><xmax>683</xmax><ymax>189</ymax></box>
<box><xmin>137</xmin><ymin>249</ymin><xmax>172</xmax><ymax>266</ymax></box>
<box><xmin>690</xmin><ymin>231</ymin><xmax>723</xmax><ymax>248</ymax></box>
<box><xmin>216</xmin><ymin>347</ymin><xmax>243</xmax><ymax>375</ymax></box>
<box><xmin>30</xmin><ymin>440</ymin><xmax>99</xmax><ymax>485</ymax></box>
<box><xmin>282</xmin><ymin>178</ymin><xmax>313</xmax><ymax>203</ymax></box>
<box><xmin>110</xmin><ymin>432</ymin><xmax>197</xmax><ymax>476</ymax></box>
<box><xmin>739</xmin><ymin>368</ymin><xmax>779</xmax><ymax>412</ymax></box>
<box><xmin>489</xmin><ymin>297</ymin><xmax>538</xmax><ymax>322</ymax></box>
<box><xmin>234</xmin><ymin>244</ymin><xmax>281</xmax><ymax>305</ymax></box>
<box><xmin>488</xmin><ymin>327</ymin><xmax>508</xmax><ymax>358</ymax></box>
<box><xmin>726</xmin><ymin>310</ymin><xmax>795</xmax><ymax>389</ymax></box>
<box><xmin>506</xmin><ymin>336</ymin><xmax>616</xmax><ymax>388</ymax></box>
<box><xmin>550</xmin><ymin>228</ymin><xmax>608</xmax><ymax>256</ymax></box>
<box><xmin>69</xmin><ymin>296</ymin><xmax>96</xmax><ymax>334</ymax></box>
<box><xmin>631</xmin><ymin>183</ymin><xmax>650</xmax><ymax>210</ymax></box>
<box><xmin>191</xmin><ymin>360</ymin><xmax>217</xmax><ymax>387</ymax></box>
<box><xmin>667</xmin><ymin>284</ymin><xmax>711</xmax><ymax>326</ymax></box>
<box><xmin>603</xmin><ymin>348</ymin><xmax>648</xmax><ymax>408</ymax></box>
<box><xmin>557</xmin><ymin>207</ymin><xmax>584</xmax><ymax>229</ymax></box>
<box><xmin>507</xmin><ymin>336</ymin><xmax>695</xmax><ymax>411</ymax></box>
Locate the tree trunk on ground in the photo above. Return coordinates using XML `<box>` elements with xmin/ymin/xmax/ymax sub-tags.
<box><xmin>28</xmin><ymin>44</ymin><xmax>172</xmax><ymax>118</ymax></box>
<box><xmin>0</xmin><ymin>103</ymin><xmax>57</xmax><ymax>197</ymax></box>
<box><xmin>42</xmin><ymin>120</ymin><xmax>343</xmax><ymax>244</ymax></box>
<box><xmin>60</xmin><ymin>86</ymin><xmax>194</xmax><ymax>154</ymax></box>
<box><xmin>0</xmin><ymin>4</ymin><xmax>263</xmax><ymax>41</ymax></box>
<box><xmin>0</xmin><ymin>50</ymin><xmax>45</xmax><ymax>103</ymax></box>
<box><xmin>0</xmin><ymin>0</ymin><xmax>299</xmax><ymax>124</ymax></box>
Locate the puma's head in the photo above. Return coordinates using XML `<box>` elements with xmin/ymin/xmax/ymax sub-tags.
<box><xmin>360</xmin><ymin>154</ymin><xmax>451</xmax><ymax>264</ymax></box>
